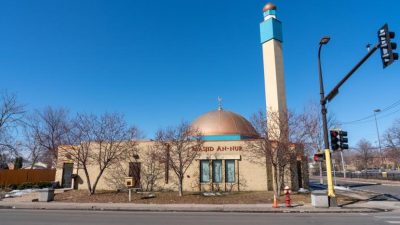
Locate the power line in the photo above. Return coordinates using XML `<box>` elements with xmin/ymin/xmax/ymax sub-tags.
<box><xmin>381</xmin><ymin>99</ymin><xmax>400</xmax><ymax>112</ymax></box>
<box><xmin>342</xmin><ymin>108</ymin><xmax>400</xmax><ymax>126</ymax></box>
<box><xmin>376</xmin><ymin>107</ymin><xmax>400</xmax><ymax>120</ymax></box>
<box><xmin>341</xmin><ymin>98</ymin><xmax>400</xmax><ymax>125</ymax></box>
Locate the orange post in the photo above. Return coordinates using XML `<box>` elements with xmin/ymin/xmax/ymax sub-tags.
<box><xmin>272</xmin><ymin>194</ymin><xmax>279</xmax><ymax>208</ymax></box>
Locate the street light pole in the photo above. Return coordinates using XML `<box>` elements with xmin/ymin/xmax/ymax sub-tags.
<box><xmin>318</xmin><ymin>36</ymin><xmax>337</xmax><ymax>207</ymax></box>
<box><xmin>318</xmin><ymin>39</ymin><xmax>330</xmax><ymax>155</ymax></box>
<box><xmin>373</xmin><ymin>109</ymin><xmax>383</xmax><ymax>167</ymax></box>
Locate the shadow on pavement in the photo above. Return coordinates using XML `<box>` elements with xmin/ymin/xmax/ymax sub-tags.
<box><xmin>345</xmin><ymin>183</ymin><xmax>379</xmax><ymax>188</ymax></box>
<box><xmin>339</xmin><ymin>193</ymin><xmax>400</xmax><ymax>208</ymax></box>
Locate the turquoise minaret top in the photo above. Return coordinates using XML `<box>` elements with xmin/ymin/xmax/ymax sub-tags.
<box><xmin>260</xmin><ymin>2</ymin><xmax>283</xmax><ymax>44</ymax></box>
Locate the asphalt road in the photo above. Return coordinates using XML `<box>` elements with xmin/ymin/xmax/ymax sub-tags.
<box><xmin>310</xmin><ymin>178</ymin><xmax>400</xmax><ymax>200</ymax></box>
<box><xmin>0</xmin><ymin>210</ymin><xmax>399</xmax><ymax>225</ymax></box>
<box><xmin>338</xmin><ymin>181</ymin><xmax>400</xmax><ymax>199</ymax></box>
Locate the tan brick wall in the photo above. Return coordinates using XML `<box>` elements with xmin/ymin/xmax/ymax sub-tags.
<box><xmin>56</xmin><ymin>140</ymin><xmax>307</xmax><ymax>192</ymax></box>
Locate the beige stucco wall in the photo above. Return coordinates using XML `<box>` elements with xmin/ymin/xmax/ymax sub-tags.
<box><xmin>56</xmin><ymin>140</ymin><xmax>307</xmax><ymax>192</ymax></box>
<box><xmin>262</xmin><ymin>39</ymin><xmax>287</xmax><ymax>115</ymax></box>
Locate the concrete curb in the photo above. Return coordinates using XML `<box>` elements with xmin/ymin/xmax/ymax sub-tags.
<box><xmin>0</xmin><ymin>202</ymin><xmax>389</xmax><ymax>213</ymax></box>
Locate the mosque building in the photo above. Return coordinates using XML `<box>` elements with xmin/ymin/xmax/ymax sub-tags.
<box><xmin>55</xmin><ymin>2</ymin><xmax>309</xmax><ymax>192</ymax></box>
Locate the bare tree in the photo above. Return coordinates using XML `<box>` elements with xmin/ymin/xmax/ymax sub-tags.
<box><xmin>247</xmin><ymin>110</ymin><xmax>304</xmax><ymax>196</ymax></box>
<box><xmin>383</xmin><ymin>119</ymin><xmax>400</xmax><ymax>168</ymax></box>
<box><xmin>123</xmin><ymin>127</ymin><xmax>164</xmax><ymax>191</ymax></box>
<box><xmin>22</xmin><ymin>126</ymin><xmax>46</xmax><ymax>169</ymax></box>
<box><xmin>297</xmin><ymin>102</ymin><xmax>340</xmax><ymax>156</ymax></box>
<box><xmin>27</xmin><ymin>107</ymin><xmax>71</xmax><ymax>167</ymax></box>
<box><xmin>355</xmin><ymin>139</ymin><xmax>376</xmax><ymax>170</ymax></box>
<box><xmin>103</xmin><ymin>126</ymin><xmax>156</xmax><ymax>191</ymax></box>
<box><xmin>66</xmin><ymin>113</ymin><xmax>97</xmax><ymax>193</ymax></box>
<box><xmin>90</xmin><ymin>113</ymin><xmax>132</xmax><ymax>194</ymax></box>
<box><xmin>67</xmin><ymin>113</ymin><xmax>131</xmax><ymax>195</ymax></box>
<box><xmin>155</xmin><ymin>121</ymin><xmax>204</xmax><ymax>197</ymax></box>
<box><xmin>140</xmin><ymin>146</ymin><xmax>164</xmax><ymax>191</ymax></box>
<box><xmin>0</xmin><ymin>92</ymin><xmax>25</xmax><ymax>163</ymax></box>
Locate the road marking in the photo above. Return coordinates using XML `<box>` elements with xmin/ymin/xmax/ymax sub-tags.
<box><xmin>375</xmin><ymin>216</ymin><xmax>400</xmax><ymax>219</ymax></box>
<box><xmin>385</xmin><ymin>221</ymin><xmax>400</xmax><ymax>224</ymax></box>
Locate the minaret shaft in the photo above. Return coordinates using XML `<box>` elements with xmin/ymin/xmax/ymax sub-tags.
<box><xmin>260</xmin><ymin>3</ymin><xmax>288</xmax><ymax>139</ymax></box>
<box><xmin>262</xmin><ymin>39</ymin><xmax>287</xmax><ymax>115</ymax></box>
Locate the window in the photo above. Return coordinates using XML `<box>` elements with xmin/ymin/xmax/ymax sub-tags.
<box><xmin>200</xmin><ymin>160</ymin><xmax>210</xmax><ymax>183</ymax></box>
<box><xmin>212</xmin><ymin>160</ymin><xmax>222</xmax><ymax>183</ymax></box>
<box><xmin>225</xmin><ymin>160</ymin><xmax>235</xmax><ymax>183</ymax></box>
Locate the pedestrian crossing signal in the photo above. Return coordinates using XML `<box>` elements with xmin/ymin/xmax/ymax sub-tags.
<box><xmin>314</xmin><ymin>152</ymin><xmax>325</xmax><ymax>162</ymax></box>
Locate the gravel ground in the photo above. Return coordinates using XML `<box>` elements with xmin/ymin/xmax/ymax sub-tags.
<box><xmin>0</xmin><ymin>191</ymin><xmax>38</xmax><ymax>203</ymax></box>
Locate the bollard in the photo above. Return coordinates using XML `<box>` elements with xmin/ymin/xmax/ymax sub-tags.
<box><xmin>284</xmin><ymin>186</ymin><xmax>292</xmax><ymax>208</ymax></box>
<box><xmin>272</xmin><ymin>194</ymin><xmax>279</xmax><ymax>208</ymax></box>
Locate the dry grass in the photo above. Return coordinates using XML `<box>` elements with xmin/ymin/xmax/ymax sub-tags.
<box><xmin>54</xmin><ymin>190</ymin><xmax>313</xmax><ymax>204</ymax></box>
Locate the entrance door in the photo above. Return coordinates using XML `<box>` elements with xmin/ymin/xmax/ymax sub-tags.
<box><xmin>297</xmin><ymin>161</ymin><xmax>303</xmax><ymax>188</ymax></box>
<box><xmin>62</xmin><ymin>163</ymin><xmax>74</xmax><ymax>188</ymax></box>
<box><xmin>129</xmin><ymin>162</ymin><xmax>141</xmax><ymax>188</ymax></box>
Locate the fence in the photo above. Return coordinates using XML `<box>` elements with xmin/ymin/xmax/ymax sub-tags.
<box><xmin>312</xmin><ymin>171</ymin><xmax>400</xmax><ymax>181</ymax></box>
<box><xmin>0</xmin><ymin>169</ymin><xmax>56</xmax><ymax>186</ymax></box>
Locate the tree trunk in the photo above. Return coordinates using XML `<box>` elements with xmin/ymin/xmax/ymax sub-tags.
<box><xmin>82</xmin><ymin>165</ymin><xmax>92</xmax><ymax>195</ymax></box>
<box><xmin>30</xmin><ymin>156</ymin><xmax>39</xmax><ymax>169</ymax></box>
<box><xmin>276</xmin><ymin>166</ymin><xmax>281</xmax><ymax>196</ymax></box>
<box><xmin>91</xmin><ymin>169</ymin><xmax>105</xmax><ymax>195</ymax></box>
<box><xmin>178</xmin><ymin>176</ymin><xmax>183</xmax><ymax>197</ymax></box>
<box><xmin>265</xmin><ymin>157</ymin><xmax>269</xmax><ymax>191</ymax></box>
<box><xmin>272</xmin><ymin>165</ymin><xmax>278</xmax><ymax>197</ymax></box>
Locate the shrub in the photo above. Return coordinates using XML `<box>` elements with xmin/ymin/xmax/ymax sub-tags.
<box><xmin>16</xmin><ymin>182</ymin><xmax>52</xmax><ymax>190</ymax></box>
<box><xmin>37</xmin><ymin>182</ymin><xmax>52</xmax><ymax>188</ymax></box>
<box><xmin>7</xmin><ymin>184</ymin><xmax>17</xmax><ymax>190</ymax></box>
<box><xmin>17</xmin><ymin>182</ymin><xmax>33</xmax><ymax>190</ymax></box>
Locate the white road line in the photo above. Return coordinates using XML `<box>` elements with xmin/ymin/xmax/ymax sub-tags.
<box><xmin>385</xmin><ymin>221</ymin><xmax>400</xmax><ymax>224</ymax></box>
<box><xmin>375</xmin><ymin>216</ymin><xmax>400</xmax><ymax>219</ymax></box>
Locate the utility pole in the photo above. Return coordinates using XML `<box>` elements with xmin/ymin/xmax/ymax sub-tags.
<box><xmin>319</xmin><ymin>161</ymin><xmax>324</xmax><ymax>184</ymax></box>
<box><xmin>373</xmin><ymin>109</ymin><xmax>383</xmax><ymax>167</ymax></box>
<box><xmin>340</xmin><ymin>150</ymin><xmax>346</xmax><ymax>178</ymax></box>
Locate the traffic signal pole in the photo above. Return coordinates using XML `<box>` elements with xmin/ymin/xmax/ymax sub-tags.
<box><xmin>319</xmin><ymin>43</ymin><xmax>380</xmax><ymax>207</ymax></box>
<box><xmin>317</xmin><ymin>23</ymin><xmax>397</xmax><ymax>208</ymax></box>
<box><xmin>325</xmin><ymin>43</ymin><xmax>380</xmax><ymax>102</ymax></box>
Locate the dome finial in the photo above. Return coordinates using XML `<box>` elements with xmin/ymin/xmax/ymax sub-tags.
<box><xmin>217</xmin><ymin>96</ymin><xmax>223</xmax><ymax>111</ymax></box>
<box><xmin>263</xmin><ymin>2</ymin><xmax>277</xmax><ymax>12</ymax></box>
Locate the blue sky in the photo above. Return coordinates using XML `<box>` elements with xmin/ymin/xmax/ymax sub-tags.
<box><xmin>1</xmin><ymin>0</ymin><xmax>399</xmax><ymax>146</ymax></box>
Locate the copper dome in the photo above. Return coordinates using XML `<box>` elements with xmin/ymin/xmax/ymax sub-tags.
<box><xmin>192</xmin><ymin>109</ymin><xmax>258</xmax><ymax>138</ymax></box>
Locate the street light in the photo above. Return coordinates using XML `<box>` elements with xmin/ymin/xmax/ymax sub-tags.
<box><xmin>373</xmin><ymin>109</ymin><xmax>383</xmax><ymax>167</ymax></box>
<box><xmin>318</xmin><ymin>36</ymin><xmax>330</xmax><ymax>151</ymax></box>
<box><xmin>320</xmin><ymin>36</ymin><xmax>331</xmax><ymax>45</ymax></box>
<box><xmin>317</xmin><ymin>35</ymin><xmax>337</xmax><ymax>207</ymax></box>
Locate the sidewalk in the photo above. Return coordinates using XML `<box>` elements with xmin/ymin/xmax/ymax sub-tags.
<box><xmin>0</xmin><ymin>201</ymin><xmax>393</xmax><ymax>213</ymax></box>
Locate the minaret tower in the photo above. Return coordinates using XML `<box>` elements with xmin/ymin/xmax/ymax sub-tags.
<box><xmin>260</xmin><ymin>2</ymin><xmax>288</xmax><ymax>136</ymax></box>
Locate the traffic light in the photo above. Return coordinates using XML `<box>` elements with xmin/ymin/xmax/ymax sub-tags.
<box><xmin>330</xmin><ymin>129</ymin><xmax>349</xmax><ymax>151</ymax></box>
<box><xmin>339</xmin><ymin>130</ymin><xmax>349</xmax><ymax>150</ymax></box>
<box><xmin>330</xmin><ymin>130</ymin><xmax>340</xmax><ymax>151</ymax></box>
<box><xmin>378</xmin><ymin>23</ymin><xmax>398</xmax><ymax>68</ymax></box>
<box><xmin>313</xmin><ymin>152</ymin><xmax>325</xmax><ymax>162</ymax></box>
